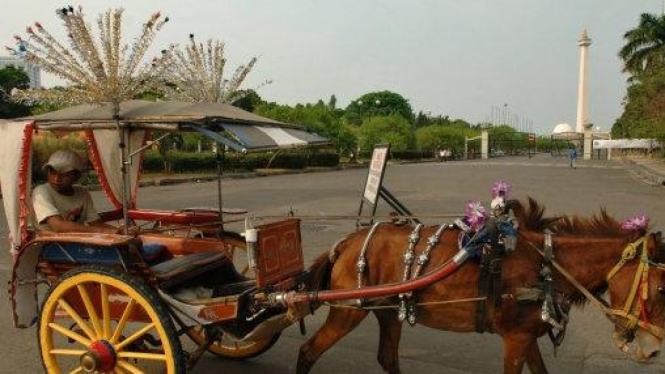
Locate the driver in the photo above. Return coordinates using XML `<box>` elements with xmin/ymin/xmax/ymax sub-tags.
<box><xmin>32</xmin><ymin>150</ymin><xmax>124</xmax><ymax>234</ymax></box>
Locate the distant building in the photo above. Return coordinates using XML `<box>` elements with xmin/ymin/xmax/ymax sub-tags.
<box><xmin>0</xmin><ymin>56</ymin><xmax>41</xmax><ymax>88</ymax></box>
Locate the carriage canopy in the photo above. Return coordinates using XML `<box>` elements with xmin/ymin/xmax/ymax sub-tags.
<box><xmin>0</xmin><ymin>100</ymin><xmax>329</xmax><ymax>251</ymax></box>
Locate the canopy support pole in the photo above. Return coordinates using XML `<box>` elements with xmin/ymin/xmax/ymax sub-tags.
<box><xmin>117</xmin><ymin>117</ymin><xmax>131</xmax><ymax>234</ymax></box>
<box><xmin>216</xmin><ymin>148</ymin><xmax>224</xmax><ymax>235</ymax></box>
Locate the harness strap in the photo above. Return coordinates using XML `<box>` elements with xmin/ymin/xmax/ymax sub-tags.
<box><xmin>398</xmin><ymin>224</ymin><xmax>423</xmax><ymax>323</ymax></box>
<box><xmin>606</xmin><ymin>236</ymin><xmax>651</xmax><ymax>332</ymax></box>
<box><xmin>356</xmin><ymin>222</ymin><xmax>385</xmax><ymax>288</ymax></box>
<box><xmin>623</xmin><ymin>259</ymin><xmax>645</xmax><ymax>316</ymax></box>
<box><xmin>403</xmin><ymin>223</ymin><xmax>450</xmax><ymax>325</ymax></box>
<box><xmin>610</xmin><ymin>309</ymin><xmax>665</xmax><ymax>339</ymax></box>
<box><xmin>475</xmin><ymin>218</ymin><xmax>507</xmax><ymax>333</ymax></box>
<box><xmin>607</xmin><ymin>236</ymin><xmax>645</xmax><ymax>281</ymax></box>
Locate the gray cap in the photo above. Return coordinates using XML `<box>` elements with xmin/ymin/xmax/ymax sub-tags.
<box><xmin>43</xmin><ymin>150</ymin><xmax>87</xmax><ymax>173</ymax></box>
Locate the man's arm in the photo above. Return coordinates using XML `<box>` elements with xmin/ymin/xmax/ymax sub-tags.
<box><xmin>45</xmin><ymin>215</ymin><xmax>119</xmax><ymax>234</ymax></box>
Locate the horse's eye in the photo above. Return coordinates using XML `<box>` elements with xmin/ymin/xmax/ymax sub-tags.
<box><xmin>658</xmin><ymin>286</ymin><xmax>665</xmax><ymax>295</ymax></box>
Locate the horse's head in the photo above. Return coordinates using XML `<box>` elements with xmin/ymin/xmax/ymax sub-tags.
<box><xmin>608</xmin><ymin>231</ymin><xmax>665</xmax><ymax>362</ymax></box>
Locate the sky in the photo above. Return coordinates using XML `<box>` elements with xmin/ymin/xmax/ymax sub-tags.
<box><xmin>1</xmin><ymin>1</ymin><xmax>662</xmax><ymax>134</ymax></box>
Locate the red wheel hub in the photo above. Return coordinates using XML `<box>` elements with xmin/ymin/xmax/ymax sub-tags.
<box><xmin>80</xmin><ymin>340</ymin><xmax>116</xmax><ymax>373</ymax></box>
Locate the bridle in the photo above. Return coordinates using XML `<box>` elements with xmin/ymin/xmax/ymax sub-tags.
<box><xmin>606</xmin><ymin>234</ymin><xmax>664</xmax><ymax>340</ymax></box>
<box><xmin>521</xmin><ymin>231</ymin><xmax>665</xmax><ymax>340</ymax></box>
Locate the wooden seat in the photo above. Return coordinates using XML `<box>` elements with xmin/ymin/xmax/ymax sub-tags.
<box><xmin>150</xmin><ymin>251</ymin><xmax>227</xmax><ymax>288</ymax></box>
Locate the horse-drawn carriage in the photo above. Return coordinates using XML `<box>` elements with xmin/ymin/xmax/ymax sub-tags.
<box><xmin>0</xmin><ymin>100</ymin><xmax>330</xmax><ymax>373</ymax></box>
<box><xmin>2</xmin><ymin>101</ymin><xmax>665</xmax><ymax>374</ymax></box>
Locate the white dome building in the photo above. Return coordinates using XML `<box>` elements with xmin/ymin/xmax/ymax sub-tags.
<box><xmin>551</xmin><ymin>123</ymin><xmax>580</xmax><ymax>140</ymax></box>
<box><xmin>552</xmin><ymin>123</ymin><xmax>573</xmax><ymax>134</ymax></box>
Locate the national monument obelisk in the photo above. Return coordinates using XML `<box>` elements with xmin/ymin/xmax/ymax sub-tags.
<box><xmin>575</xmin><ymin>29</ymin><xmax>593</xmax><ymax>159</ymax></box>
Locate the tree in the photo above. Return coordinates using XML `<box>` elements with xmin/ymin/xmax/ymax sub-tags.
<box><xmin>254</xmin><ymin>100</ymin><xmax>357</xmax><ymax>154</ymax></box>
<box><xmin>619</xmin><ymin>13</ymin><xmax>665</xmax><ymax>75</ymax></box>
<box><xmin>613</xmin><ymin>68</ymin><xmax>665</xmax><ymax>141</ymax></box>
<box><xmin>134</xmin><ymin>88</ymin><xmax>165</xmax><ymax>101</ymax></box>
<box><xmin>614</xmin><ymin>13</ymin><xmax>665</xmax><ymax>145</ymax></box>
<box><xmin>345</xmin><ymin>91</ymin><xmax>415</xmax><ymax>125</ymax></box>
<box><xmin>358</xmin><ymin>115</ymin><xmax>411</xmax><ymax>151</ymax></box>
<box><xmin>416</xmin><ymin>125</ymin><xmax>478</xmax><ymax>151</ymax></box>
<box><xmin>231</xmin><ymin>89</ymin><xmax>264</xmax><ymax>112</ymax></box>
<box><xmin>0</xmin><ymin>65</ymin><xmax>31</xmax><ymax>118</ymax></box>
<box><xmin>328</xmin><ymin>94</ymin><xmax>337</xmax><ymax>110</ymax></box>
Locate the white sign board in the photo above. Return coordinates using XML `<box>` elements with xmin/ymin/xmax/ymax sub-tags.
<box><xmin>593</xmin><ymin>139</ymin><xmax>661</xmax><ymax>149</ymax></box>
<box><xmin>363</xmin><ymin>145</ymin><xmax>389</xmax><ymax>205</ymax></box>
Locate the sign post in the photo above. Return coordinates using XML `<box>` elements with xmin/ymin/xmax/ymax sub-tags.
<box><xmin>357</xmin><ymin>144</ymin><xmax>419</xmax><ymax>227</ymax></box>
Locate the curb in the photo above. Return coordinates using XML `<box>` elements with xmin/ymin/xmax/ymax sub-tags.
<box><xmin>84</xmin><ymin>163</ymin><xmax>371</xmax><ymax>191</ymax></box>
<box><xmin>621</xmin><ymin>158</ymin><xmax>665</xmax><ymax>187</ymax></box>
<box><xmin>134</xmin><ymin>160</ymin><xmax>439</xmax><ymax>188</ymax></box>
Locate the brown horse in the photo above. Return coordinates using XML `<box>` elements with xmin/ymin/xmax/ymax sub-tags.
<box><xmin>298</xmin><ymin>199</ymin><xmax>665</xmax><ymax>374</ymax></box>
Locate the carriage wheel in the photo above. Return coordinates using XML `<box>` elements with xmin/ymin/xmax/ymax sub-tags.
<box><xmin>38</xmin><ymin>265</ymin><xmax>185</xmax><ymax>374</ymax></box>
<box><xmin>186</xmin><ymin>327</ymin><xmax>280</xmax><ymax>360</ymax></box>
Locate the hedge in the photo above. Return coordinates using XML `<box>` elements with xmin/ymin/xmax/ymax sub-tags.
<box><xmin>143</xmin><ymin>150</ymin><xmax>340</xmax><ymax>173</ymax></box>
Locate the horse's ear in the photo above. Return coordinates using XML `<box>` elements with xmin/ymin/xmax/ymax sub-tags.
<box><xmin>505</xmin><ymin>199</ymin><xmax>521</xmax><ymax>215</ymax></box>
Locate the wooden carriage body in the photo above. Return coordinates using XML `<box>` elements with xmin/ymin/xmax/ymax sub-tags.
<box><xmin>19</xmin><ymin>213</ymin><xmax>305</xmax><ymax>327</ymax></box>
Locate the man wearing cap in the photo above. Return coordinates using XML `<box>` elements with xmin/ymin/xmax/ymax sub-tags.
<box><xmin>32</xmin><ymin>150</ymin><xmax>122</xmax><ymax>234</ymax></box>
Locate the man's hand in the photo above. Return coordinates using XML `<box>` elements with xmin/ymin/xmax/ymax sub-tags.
<box><xmin>116</xmin><ymin>224</ymin><xmax>140</xmax><ymax>236</ymax></box>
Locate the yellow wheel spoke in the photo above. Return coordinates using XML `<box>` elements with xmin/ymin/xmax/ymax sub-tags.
<box><xmin>48</xmin><ymin>322</ymin><xmax>92</xmax><ymax>346</ymax></box>
<box><xmin>41</xmin><ymin>271</ymin><xmax>178</xmax><ymax>374</ymax></box>
<box><xmin>118</xmin><ymin>351</ymin><xmax>167</xmax><ymax>361</ymax></box>
<box><xmin>117</xmin><ymin>360</ymin><xmax>146</xmax><ymax>374</ymax></box>
<box><xmin>50</xmin><ymin>349</ymin><xmax>86</xmax><ymax>356</ymax></box>
<box><xmin>110</xmin><ymin>299</ymin><xmax>136</xmax><ymax>344</ymax></box>
<box><xmin>56</xmin><ymin>299</ymin><xmax>97</xmax><ymax>341</ymax></box>
<box><xmin>115</xmin><ymin>323</ymin><xmax>155</xmax><ymax>352</ymax></box>
<box><xmin>101</xmin><ymin>283</ymin><xmax>111</xmax><ymax>339</ymax></box>
<box><xmin>77</xmin><ymin>284</ymin><xmax>102</xmax><ymax>338</ymax></box>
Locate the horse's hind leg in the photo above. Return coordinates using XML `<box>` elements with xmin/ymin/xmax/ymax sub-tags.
<box><xmin>525</xmin><ymin>339</ymin><xmax>548</xmax><ymax>374</ymax></box>
<box><xmin>375</xmin><ymin>310</ymin><xmax>402</xmax><ymax>374</ymax></box>
<box><xmin>297</xmin><ymin>308</ymin><xmax>368</xmax><ymax>374</ymax></box>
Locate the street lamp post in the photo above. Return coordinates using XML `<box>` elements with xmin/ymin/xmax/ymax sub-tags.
<box><xmin>357</xmin><ymin>100</ymin><xmax>364</xmax><ymax>124</ymax></box>
<box><xmin>503</xmin><ymin>103</ymin><xmax>508</xmax><ymax>125</ymax></box>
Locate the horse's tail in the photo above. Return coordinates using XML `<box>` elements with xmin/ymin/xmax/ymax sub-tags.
<box><xmin>305</xmin><ymin>237</ymin><xmax>349</xmax><ymax>292</ymax></box>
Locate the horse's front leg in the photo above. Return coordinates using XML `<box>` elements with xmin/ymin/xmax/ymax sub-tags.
<box><xmin>502</xmin><ymin>333</ymin><xmax>537</xmax><ymax>374</ymax></box>
<box><xmin>525</xmin><ymin>338</ymin><xmax>548</xmax><ymax>374</ymax></box>
<box><xmin>374</xmin><ymin>310</ymin><xmax>402</xmax><ymax>374</ymax></box>
<box><xmin>297</xmin><ymin>308</ymin><xmax>368</xmax><ymax>374</ymax></box>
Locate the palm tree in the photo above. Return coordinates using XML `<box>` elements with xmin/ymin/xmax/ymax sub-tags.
<box><xmin>619</xmin><ymin>13</ymin><xmax>665</xmax><ymax>75</ymax></box>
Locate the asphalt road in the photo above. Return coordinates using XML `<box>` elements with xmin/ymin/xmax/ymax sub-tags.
<box><xmin>1</xmin><ymin>154</ymin><xmax>664</xmax><ymax>373</ymax></box>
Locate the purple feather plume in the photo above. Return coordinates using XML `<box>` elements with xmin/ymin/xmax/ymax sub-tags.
<box><xmin>491</xmin><ymin>180</ymin><xmax>511</xmax><ymax>198</ymax></box>
<box><xmin>621</xmin><ymin>214</ymin><xmax>649</xmax><ymax>232</ymax></box>
<box><xmin>465</xmin><ymin>201</ymin><xmax>487</xmax><ymax>231</ymax></box>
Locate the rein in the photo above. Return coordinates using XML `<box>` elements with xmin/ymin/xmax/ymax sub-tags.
<box><xmin>519</xmin><ymin>232</ymin><xmax>665</xmax><ymax>340</ymax></box>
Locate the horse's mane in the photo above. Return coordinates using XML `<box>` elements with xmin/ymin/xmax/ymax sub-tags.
<box><xmin>508</xmin><ymin>197</ymin><xmax>625</xmax><ymax>237</ymax></box>
<box><xmin>508</xmin><ymin>197</ymin><xmax>634</xmax><ymax>305</ymax></box>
